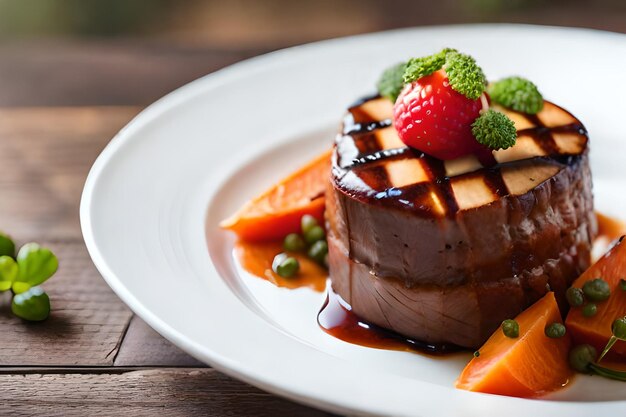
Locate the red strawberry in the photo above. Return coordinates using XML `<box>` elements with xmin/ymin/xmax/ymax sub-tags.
<box><xmin>393</xmin><ymin>69</ymin><xmax>487</xmax><ymax>160</ymax></box>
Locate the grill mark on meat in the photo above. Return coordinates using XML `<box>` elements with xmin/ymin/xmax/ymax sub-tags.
<box><xmin>343</xmin><ymin>119</ymin><xmax>392</xmax><ymax>136</ymax></box>
<box><xmin>350</xmin><ymin>147</ymin><xmax>412</xmax><ymax>167</ymax></box>
<box><xmin>422</xmin><ymin>155</ymin><xmax>458</xmax><ymax>216</ymax></box>
<box><xmin>518</xmin><ymin>122</ymin><xmax>585</xmax><ymax>137</ymax></box>
<box><xmin>483</xmin><ymin>168</ymin><xmax>509</xmax><ymax>197</ymax></box>
<box><xmin>522</xmin><ymin>113</ymin><xmax>560</xmax><ymax>155</ymax></box>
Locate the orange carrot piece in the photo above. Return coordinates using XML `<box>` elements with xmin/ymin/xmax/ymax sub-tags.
<box><xmin>596</xmin><ymin>212</ymin><xmax>626</xmax><ymax>242</ymax></box>
<box><xmin>220</xmin><ymin>150</ymin><xmax>331</xmax><ymax>241</ymax></box>
<box><xmin>456</xmin><ymin>292</ymin><xmax>571</xmax><ymax>398</ymax></box>
<box><xmin>566</xmin><ymin>236</ymin><xmax>626</xmax><ymax>357</ymax></box>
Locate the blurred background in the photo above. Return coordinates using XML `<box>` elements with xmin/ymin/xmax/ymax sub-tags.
<box><xmin>0</xmin><ymin>0</ymin><xmax>624</xmax><ymax>106</ymax></box>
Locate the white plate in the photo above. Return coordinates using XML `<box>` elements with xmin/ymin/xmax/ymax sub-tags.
<box><xmin>81</xmin><ymin>24</ymin><xmax>626</xmax><ymax>416</ymax></box>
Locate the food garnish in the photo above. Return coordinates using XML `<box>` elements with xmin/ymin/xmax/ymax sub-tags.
<box><xmin>272</xmin><ymin>253</ymin><xmax>300</xmax><ymax>278</ymax></box>
<box><xmin>598</xmin><ymin>317</ymin><xmax>626</xmax><ymax>362</ymax></box>
<box><xmin>582</xmin><ymin>303</ymin><xmax>598</xmax><ymax>317</ymax></box>
<box><xmin>568</xmin><ymin>344</ymin><xmax>597</xmax><ymax>373</ymax></box>
<box><xmin>308</xmin><ymin>240</ymin><xmax>328</xmax><ymax>265</ymax></box>
<box><xmin>304</xmin><ymin>224</ymin><xmax>325</xmax><ymax>245</ymax></box>
<box><xmin>545</xmin><ymin>323</ymin><xmax>567</xmax><ymax>339</ymax></box>
<box><xmin>376</xmin><ymin>62</ymin><xmax>406</xmax><ymax>102</ymax></box>
<box><xmin>569</xmin><ymin>318</ymin><xmax>626</xmax><ymax>381</ymax></box>
<box><xmin>561</xmin><ymin>236</ymin><xmax>626</xmax><ymax>381</ymax></box>
<box><xmin>582</xmin><ymin>278</ymin><xmax>611</xmax><ymax>302</ymax></box>
<box><xmin>272</xmin><ymin>214</ymin><xmax>329</xmax><ymax>279</ymax></box>
<box><xmin>0</xmin><ymin>233</ymin><xmax>58</xmax><ymax>321</ymax></box>
<box><xmin>471</xmin><ymin>109</ymin><xmax>517</xmax><ymax>150</ymax></box>
<box><xmin>402</xmin><ymin>49</ymin><xmax>485</xmax><ymax>99</ymax></box>
<box><xmin>487</xmin><ymin>76</ymin><xmax>544</xmax><ymax>114</ymax></box>
<box><xmin>377</xmin><ymin>48</ymin><xmax>549</xmax><ymax>161</ymax></box>
<box><xmin>501</xmin><ymin>319</ymin><xmax>519</xmax><ymax>338</ymax></box>
<box><xmin>566</xmin><ymin>287</ymin><xmax>585</xmax><ymax>307</ymax></box>
<box><xmin>283</xmin><ymin>233</ymin><xmax>306</xmax><ymax>252</ymax></box>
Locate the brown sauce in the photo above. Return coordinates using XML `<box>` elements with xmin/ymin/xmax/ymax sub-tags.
<box><xmin>234</xmin><ymin>239</ymin><xmax>327</xmax><ymax>292</ymax></box>
<box><xmin>317</xmin><ymin>287</ymin><xmax>459</xmax><ymax>355</ymax></box>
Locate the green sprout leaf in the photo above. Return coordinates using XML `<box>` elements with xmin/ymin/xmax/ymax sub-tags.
<box><xmin>487</xmin><ymin>76</ymin><xmax>544</xmax><ymax>114</ymax></box>
<box><xmin>444</xmin><ymin>51</ymin><xmax>487</xmax><ymax>100</ymax></box>
<box><xmin>403</xmin><ymin>49</ymin><xmax>455</xmax><ymax>84</ymax></box>
<box><xmin>11</xmin><ymin>286</ymin><xmax>50</xmax><ymax>322</ymax></box>
<box><xmin>0</xmin><ymin>232</ymin><xmax>15</xmax><ymax>258</ymax></box>
<box><xmin>13</xmin><ymin>243</ymin><xmax>58</xmax><ymax>293</ymax></box>
<box><xmin>377</xmin><ymin>62</ymin><xmax>407</xmax><ymax>102</ymax></box>
<box><xmin>0</xmin><ymin>256</ymin><xmax>18</xmax><ymax>292</ymax></box>
<box><xmin>472</xmin><ymin>109</ymin><xmax>517</xmax><ymax>150</ymax></box>
<box><xmin>598</xmin><ymin>317</ymin><xmax>626</xmax><ymax>362</ymax></box>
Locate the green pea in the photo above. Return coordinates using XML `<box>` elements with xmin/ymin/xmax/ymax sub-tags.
<box><xmin>545</xmin><ymin>322</ymin><xmax>567</xmax><ymax>338</ymax></box>
<box><xmin>304</xmin><ymin>225</ymin><xmax>325</xmax><ymax>244</ymax></box>
<box><xmin>0</xmin><ymin>232</ymin><xmax>15</xmax><ymax>258</ymax></box>
<box><xmin>565</xmin><ymin>287</ymin><xmax>585</xmax><ymax>307</ymax></box>
<box><xmin>582</xmin><ymin>303</ymin><xmax>597</xmax><ymax>317</ymax></box>
<box><xmin>308</xmin><ymin>240</ymin><xmax>328</xmax><ymax>264</ymax></box>
<box><xmin>620</xmin><ymin>279</ymin><xmax>626</xmax><ymax>291</ymax></box>
<box><xmin>301</xmin><ymin>215</ymin><xmax>318</xmax><ymax>235</ymax></box>
<box><xmin>501</xmin><ymin>319</ymin><xmax>519</xmax><ymax>338</ymax></box>
<box><xmin>283</xmin><ymin>233</ymin><xmax>306</xmax><ymax>252</ymax></box>
<box><xmin>272</xmin><ymin>253</ymin><xmax>299</xmax><ymax>278</ymax></box>
<box><xmin>612</xmin><ymin>317</ymin><xmax>626</xmax><ymax>340</ymax></box>
<box><xmin>582</xmin><ymin>278</ymin><xmax>610</xmax><ymax>302</ymax></box>
<box><xmin>569</xmin><ymin>344</ymin><xmax>597</xmax><ymax>373</ymax></box>
<box><xmin>11</xmin><ymin>286</ymin><xmax>50</xmax><ymax>321</ymax></box>
<box><xmin>473</xmin><ymin>350</ymin><xmax>480</xmax><ymax>358</ymax></box>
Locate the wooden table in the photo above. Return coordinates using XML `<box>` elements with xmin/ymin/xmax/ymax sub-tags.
<box><xmin>0</xmin><ymin>40</ymin><xmax>334</xmax><ymax>416</ymax></box>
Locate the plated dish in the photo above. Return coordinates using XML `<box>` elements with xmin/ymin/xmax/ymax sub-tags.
<box><xmin>223</xmin><ymin>46</ymin><xmax>625</xmax><ymax>397</ymax></box>
<box><xmin>81</xmin><ymin>25</ymin><xmax>626</xmax><ymax>416</ymax></box>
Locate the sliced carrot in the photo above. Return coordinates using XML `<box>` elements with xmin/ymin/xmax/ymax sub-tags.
<box><xmin>456</xmin><ymin>292</ymin><xmax>571</xmax><ymax>398</ymax></box>
<box><xmin>220</xmin><ymin>150</ymin><xmax>331</xmax><ymax>241</ymax></box>
<box><xmin>566</xmin><ymin>236</ymin><xmax>626</xmax><ymax>357</ymax></box>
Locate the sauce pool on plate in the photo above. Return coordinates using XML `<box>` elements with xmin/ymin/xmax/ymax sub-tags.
<box><xmin>317</xmin><ymin>287</ymin><xmax>459</xmax><ymax>355</ymax></box>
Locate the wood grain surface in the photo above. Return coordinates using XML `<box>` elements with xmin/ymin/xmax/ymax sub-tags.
<box><xmin>0</xmin><ymin>369</ymin><xmax>333</xmax><ymax>416</ymax></box>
